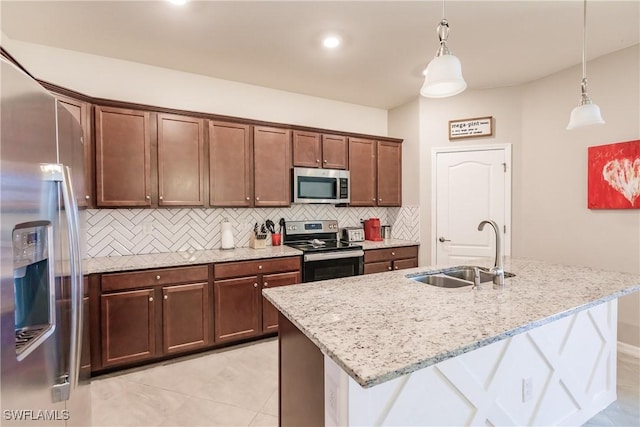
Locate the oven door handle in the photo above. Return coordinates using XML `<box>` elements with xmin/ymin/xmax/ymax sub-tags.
<box><xmin>304</xmin><ymin>250</ymin><xmax>364</xmax><ymax>262</ymax></box>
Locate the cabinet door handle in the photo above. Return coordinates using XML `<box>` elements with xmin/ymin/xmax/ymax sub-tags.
<box><xmin>246</xmin><ymin>196</ymin><xmax>250</xmax><ymax>201</ymax></box>
<box><xmin>379</xmin><ymin>198</ymin><xmax>382</xmax><ymax>202</ymax></box>
<box><xmin>316</xmin><ymin>159</ymin><xmax>320</xmax><ymax>163</ymax></box>
<box><xmin>146</xmin><ymin>195</ymin><xmax>150</xmax><ymax>200</ymax></box>
<box><xmin>156</xmin><ymin>275</ymin><xmax>161</xmax><ymax>280</ymax></box>
<box><xmin>85</xmin><ymin>195</ymin><xmax>90</xmax><ymax>200</ymax></box>
<box><xmin>264</xmin><ymin>282</ymin><xmax>268</xmax><ymax>287</ymax></box>
<box><xmin>256</xmin><ymin>197</ymin><xmax>260</xmax><ymax>201</ymax></box>
<box><xmin>323</xmin><ymin>159</ymin><xmax>327</xmax><ymax>164</ymax></box>
<box><xmin>388</xmin><ymin>266</ymin><xmax>392</xmax><ymax>271</ymax></box>
<box><xmin>254</xmin><ymin>283</ymin><xmax>258</xmax><ymax>288</ymax></box>
<box><xmin>149</xmin><ymin>297</ymin><xmax>153</xmax><ymax>302</ymax></box>
<box><xmin>394</xmin><ymin>266</ymin><xmax>399</xmax><ymax>270</ymax></box>
<box><xmin>159</xmin><ymin>196</ymin><xmax>163</xmax><ymax>200</ymax></box>
<box><xmin>164</xmin><ymin>295</ymin><xmax>168</xmax><ymax>300</ymax></box>
<box><xmin>373</xmin><ymin>198</ymin><xmax>376</xmax><ymax>201</ymax></box>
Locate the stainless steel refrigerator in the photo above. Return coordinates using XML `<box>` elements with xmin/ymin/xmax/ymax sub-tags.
<box><xmin>1</xmin><ymin>57</ymin><xmax>91</xmax><ymax>425</ymax></box>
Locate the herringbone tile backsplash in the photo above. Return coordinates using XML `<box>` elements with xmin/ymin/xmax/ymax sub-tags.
<box><xmin>86</xmin><ymin>206</ymin><xmax>420</xmax><ymax>257</ymax></box>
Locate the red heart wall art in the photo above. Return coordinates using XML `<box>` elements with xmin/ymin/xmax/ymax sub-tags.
<box><xmin>588</xmin><ymin>140</ymin><xmax>640</xmax><ymax>209</ymax></box>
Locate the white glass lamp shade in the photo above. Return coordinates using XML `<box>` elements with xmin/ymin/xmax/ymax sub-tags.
<box><xmin>566</xmin><ymin>102</ymin><xmax>605</xmax><ymax>130</ymax></box>
<box><xmin>420</xmin><ymin>54</ymin><xmax>467</xmax><ymax>98</ymax></box>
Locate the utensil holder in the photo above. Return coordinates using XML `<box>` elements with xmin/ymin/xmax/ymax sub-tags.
<box><xmin>250</xmin><ymin>234</ymin><xmax>267</xmax><ymax>249</ymax></box>
<box><xmin>271</xmin><ymin>233</ymin><xmax>282</xmax><ymax>246</ymax></box>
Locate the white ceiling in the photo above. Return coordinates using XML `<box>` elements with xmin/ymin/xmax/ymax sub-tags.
<box><xmin>1</xmin><ymin>1</ymin><xmax>638</xmax><ymax>109</ymax></box>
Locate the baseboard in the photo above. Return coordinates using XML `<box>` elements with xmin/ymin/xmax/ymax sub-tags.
<box><xmin>617</xmin><ymin>341</ymin><xmax>640</xmax><ymax>358</ymax></box>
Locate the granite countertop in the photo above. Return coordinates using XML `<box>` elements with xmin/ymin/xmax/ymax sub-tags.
<box><xmin>83</xmin><ymin>240</ymin><xmax>419</xmax><ymax>274</ymax></box>
<box><xmin>360</xmin><ymin>239</ymin><xmax>419</xmax><ymax>250</ymax></box>
<box><xmin>262</xmin><ymin>257</ymin><xmax>640</xmax><ymax>389</ymax></box>
<box><xmin>84</xmin><ymin>246</ymin><xmax>303</xmax><ymax>274</ymax></box>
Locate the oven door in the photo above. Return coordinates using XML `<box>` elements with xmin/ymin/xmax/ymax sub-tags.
<box><xmin>302</xmin><ymin>250</ymin><xmax>364</xmax><ymax>282</ymax></box>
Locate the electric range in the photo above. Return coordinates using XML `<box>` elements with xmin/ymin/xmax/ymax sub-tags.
<box><xmin>284</xmin><ymin>220</ymin><xmax>364</xmax><ymax>282</ymax></box>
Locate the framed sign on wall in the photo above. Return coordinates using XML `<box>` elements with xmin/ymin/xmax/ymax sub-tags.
<box><xmin>449</xmin><ymin>116</ymin><xmax>493</xmax><ymax>140</ymax></box>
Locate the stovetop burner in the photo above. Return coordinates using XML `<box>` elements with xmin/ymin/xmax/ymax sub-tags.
<box><xmin>286</xmin><ymin>240</ymin><xmax>362</xmax><ymax>253</ymax></box>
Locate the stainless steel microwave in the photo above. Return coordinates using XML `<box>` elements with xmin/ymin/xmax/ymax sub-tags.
<box><xmin>292</xmin><ymin>167</ymin><xmax>350</xmax><ymax>204</ymax></box>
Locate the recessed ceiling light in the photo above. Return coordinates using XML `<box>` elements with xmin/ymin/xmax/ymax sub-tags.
<box><xmin>167</xmin><ymin>0</ymin><xmax>187</xmax><ymax>5</ymax></box>
<box><xmin>322</xmin><ymin>36</ymin><xmax>341</xmax><ymax>49</ymax></box>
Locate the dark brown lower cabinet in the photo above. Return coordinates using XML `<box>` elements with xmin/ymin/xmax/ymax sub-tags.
<box><xmin>261</xmin><ymin>271</ymin><xmax>300</xmax><ymax>333</ymax></box>
<box><xmin>101</xmin><ymin>289</ymin><xmax>156</xmax><ymax>368</ymax></box>
<box><xmin>213</xmin><ymin>276</ymin><xmax>262</xmax><ymax>343</ymax></box>
<box><xmin>92</xmin><ymin>258</ymin><xmax>301</xmax><ymax>373</ymax></box>
<box><xmin>213</xmin><ymin>256</ymin><xmax>302</xmax><ymax>343</ymax></box>
<box><xmin>163</xmin><ymin>283</ymin><xmax>209</xmax><ymax>354</ymax></box>
<box><xmin>363</xmin><ymin>246</ymin><xmax>419</xmax><ymax>275</ymax></box>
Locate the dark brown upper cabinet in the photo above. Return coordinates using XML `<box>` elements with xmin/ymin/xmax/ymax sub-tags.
<box><xmin>292</xmin><ymin>131</ymin><xmax>348</xmax><ymax>170</ymax></box>
<box><xmin>349</xmin><ymin>138</ymin><xmax>402</xmax><ymax>207</ymax></box>
<box><xmin>95</xmin><ymin>106</ymin><xmax>151</xmax><ymax>207</ymax></box>
<box><xmin>209</xmin><ymin>121</ymin><xmax>252</xmax><ymax>207</ymax></box>
<box><xmin>157</xmin><ymin>113</ymin><xmax>206</xmax><ymax>206</ymax></box>
<box><xmin>253</xmin><ymin>126</ymin><xmax>291</xmax><ymax>207</ymax></box>
<box><xmin>377</xmin><ymin>141</ymin><xmax>402</xmax><ymax>206</ymax></box>
<box><xmin>348</xmin><ymin>138</ymin><xmax>377</xmax><ymax>206</ymax></box>
<box><xmin>55</xmin><ymin>93</ymin><xmax>94</xmax><ymax>208</ymax></box>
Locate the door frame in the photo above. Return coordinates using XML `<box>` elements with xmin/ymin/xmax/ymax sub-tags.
<box><xmin>430</xmin><ymin>143</ymin><xmax>512</xmax><ymax>265</ymax></box>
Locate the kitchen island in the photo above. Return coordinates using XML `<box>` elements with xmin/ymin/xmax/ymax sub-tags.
<box><xmin>262</xmin><ymin>257</ymin><xmax>640</xmax><ymax>426</ymax></box>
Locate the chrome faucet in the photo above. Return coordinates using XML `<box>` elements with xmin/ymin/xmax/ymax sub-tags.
<box><xmin>477</xmin><ymin>220</ymin><xmax>505</xmax><ymax>288</ymax></box>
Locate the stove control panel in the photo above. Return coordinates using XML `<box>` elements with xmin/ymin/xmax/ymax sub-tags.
<box><xmin>285</xmin><ymin>220</ymin><xmax>338</xmax><ymax>235</ymax></box>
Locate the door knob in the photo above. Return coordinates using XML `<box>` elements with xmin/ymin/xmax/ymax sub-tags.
<box><xmin>438</xmin><ymin>237</ymin><xmax>451</xmax><ymax>242</ymax></box>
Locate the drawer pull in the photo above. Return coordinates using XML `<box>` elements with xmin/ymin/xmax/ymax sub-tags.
<box><xmin>388</xmin><ymin>266</ymin><xmax>392</xmax><ymax>271</ymax></box>
<box><xmin>391</xmin><ymin>252</ymin><xmax>395</xmax><ymax>256</ymax></box>
<box><xmin>254</xmin><ymin>283</ymin><xmax>258</xmax><ymax>288</ymax></box>
<box><xmin>156</xmin><ymin>275</ymin><xmax>161</xmax><ymax>280</ymax></box>
<box><xmin>394</xmin><ymin>266</ymin><xmax>399</xmax><ymax>270</ymax></box>
<box><xmin>258</xmin><ymin>265</ymin><xmax>262</xmax><ymax>270</ymax></box>
<box><xmin>264</xmin><ymin>282</ymin><xmax>268</xmax><ymax>287</ymax></box>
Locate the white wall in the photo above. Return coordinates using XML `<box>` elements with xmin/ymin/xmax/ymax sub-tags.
<box><xmin>519</xmin><ymin>45</ymin><xmax>640</xmax><ymax>346</ymax></box>
<box><xmin>388</xmin><ymin>99</ymin><xmax>420</xmax><ymax>206</ymax></box>
<box><xmin>1</xmin><ymin>38</ymin><xmax>388</xmax><ymax>137</ymax></box>
<box><xmin>390</xmin><ymin>45</ymin><xmax>639</xmax><ymax>346</ymax></box>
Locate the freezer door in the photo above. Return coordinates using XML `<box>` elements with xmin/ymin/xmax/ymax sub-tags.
<box><xmin>1</xmin><ymin>59</ymin><xmax>89</xmax><ymax>426</ymax></box>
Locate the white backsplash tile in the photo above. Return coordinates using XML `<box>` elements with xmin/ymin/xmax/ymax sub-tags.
<box><xmin>86</xmin><ymin>205</ymin><xmax>420</xmax><ymax>257</ymax></box>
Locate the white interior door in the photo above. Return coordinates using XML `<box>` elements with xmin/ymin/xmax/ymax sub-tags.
<box><xmin>432</xmin><ymin>145</ymin><xmax>511</xmax><ymax>265</ymax></box>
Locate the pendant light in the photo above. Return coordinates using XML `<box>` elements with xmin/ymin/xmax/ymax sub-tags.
<box><xmin>567</xmin><ymin>0</ymin><xmax>604</xmax><ymax>130</ymax></box>
<box><xmin>420</xmin><ymin>0</ymin><xmax>467</xmax><ymax>98</ymax></box>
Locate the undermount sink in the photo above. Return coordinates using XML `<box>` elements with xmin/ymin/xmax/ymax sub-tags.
<box><xmin>409</xmin><ymin>266</ymin><xmax>515</xmax><ymax>289</ymax></box>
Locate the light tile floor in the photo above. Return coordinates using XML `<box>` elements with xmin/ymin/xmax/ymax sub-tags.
<box><xmin>92</xmin><ymin>338</ymin><xmax>639</xmax><ymax>427</ymax></box>
<box><xmin>92</xmin><ymin>338</ymin><xmax>279</xmax><ymax>427</ymax></box>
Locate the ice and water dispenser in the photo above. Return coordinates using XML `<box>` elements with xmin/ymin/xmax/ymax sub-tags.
<box><xmin>12</xmin><ymin>221</ymin><xmax>55</xmax><ymax>360</ymax></box>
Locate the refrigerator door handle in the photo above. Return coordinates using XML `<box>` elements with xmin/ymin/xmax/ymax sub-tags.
<box><xmin>59</xmin><ymin>165</ymin><xmax>83</xmax><ymax>393</ymax></box>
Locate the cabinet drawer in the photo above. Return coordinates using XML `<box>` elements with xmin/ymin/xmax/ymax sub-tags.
<box><xmin>364</xmin><ymin>246</ymin><xmax>418</xmax><ymax>263</ymax></box>
<box><xmin>102</xmin><ymin>265</ymin><xmax>209</xmax><ymax>292</ymax></box>
<box><xmin>214</xmin><ymin>256</ymin><xmax>301</xmax><ymax>280</ymax></box>
<box><xmin>364</xmin><ymin>261</ymin><xmax>392</xmax><ymax>275</ymax></box>
<box><xmin>393</xmin><ymin>258</ymin><xmax>418</xmax><ymax>271</ymax></box>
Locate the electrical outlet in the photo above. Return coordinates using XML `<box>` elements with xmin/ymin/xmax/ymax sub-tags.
<box><xmin>522</xmin><ymin>377</ymin><xmax>533</xmax><ymax>402</ymax></box>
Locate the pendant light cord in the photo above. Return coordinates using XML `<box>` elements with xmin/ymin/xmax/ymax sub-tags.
<box><xmin>582</xmin><ymin>0</ymin><xmax>587</xmax><ymax>80</ymax></box>
<box><xmin>442</xmin><ymin>0</ymin><xmax>445</xmax><ymax>19</ymax></box>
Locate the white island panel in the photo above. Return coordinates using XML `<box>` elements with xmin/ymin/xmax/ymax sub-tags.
<box><xmin>325</xmin><ymin>300</ymin><xmax>617</xmax><ymax>426</ymax></box>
